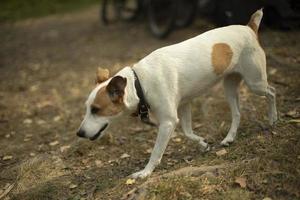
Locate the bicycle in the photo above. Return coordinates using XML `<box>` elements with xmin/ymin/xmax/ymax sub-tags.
<box><xmin>100</xmin><ymin>0</ymin><xmax>198</xmax><ymax>38</ymax></box>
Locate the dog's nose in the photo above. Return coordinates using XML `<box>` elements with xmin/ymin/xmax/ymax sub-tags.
<box><xmin>76</xmin><ymin>130</ymin><xmax>86</xmax><ymax>138</ymax></box>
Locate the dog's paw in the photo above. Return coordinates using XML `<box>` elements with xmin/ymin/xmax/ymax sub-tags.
<box><xmin>220</xmin><ymin>137</ymin><xmax>234</xmax><ymax>147</ymax></box>
<box><xmin>269</xmin><ymin>115</ymin><xmax>278</xmax><ymax>126</ymax></box>
<box><xmin>199</xmin><ymin>141</ymin><xmax>210</xmax><ymax>152</ymax></box>
<box><xmin>131</xmin><ymin>169</ymin><xmax>152</xmax><ymax>179</ymax></box>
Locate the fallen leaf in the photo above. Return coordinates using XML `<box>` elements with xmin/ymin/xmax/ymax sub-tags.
<box><xmin>29</xmin><ymin>85</ymin><xmax>39</xmax><ymax>92</ymax></box>
<box><xmin>173</xmin><ymin>137</ymin><xmax>182</xmax><ymax>143</ymax></box>
<box><xmin>125</xmin><ymin>178</ymin><xmax>136</xmax><ymax>185</ymax></box>
<box><xmin>271</xmin><ymin>131</ymin><xmax>278</xmax><ymax>135</ymax></box>
<box><xmin>36</xmin><ymin>119</ymin><xmax>46</xmax><ymax>125</ymax></box>
<box><xmin>24</xmin><ymin>138</ymin><xmax>30</xmax><ymax>142</ymax></box>
<box><xmin>69</xmin><ymin>184</ymin><xmax>77</xmax><ymax>189</ymax></box>
<box><xmin>145</xmin><ymin>148</ymin><xmax>152</xmax><ymax>154</ymax></box>
<box><xmin>219</xmin><ymin>121</ymin><xmax>225</xmax><ymax>128</ymax></box>
<box><xmin>288</xmin><ymin>119</ymin><xmax>300</xmax><ymax>124</ymax></box>
<box><xmin>81</xmin><ymin>159</ymin><xmax>89</xmax><ymax>164</ymax></box>
<box><xmin>95</xmin><ymin>160</ymin><xmax>103</xmax><ymax>167</ymax></box>
<box><xmin>49</xmin><ymin>141</ymin><xmax>59</xmax><ymax>146</ymax></box>
<box><xmin>53</xmin><ymin>116</ymin><xmax>61</xmax><ymax>122</ymax></box>
<box><xmin>286</xmin><ymin>109</ymin><xmax>298</xmax><ymax>118</ymax></box>
<box><xmin>36</xmin><ymin>100</ymin><xmax>53</xmax><ymax>108</ymax></box>
<box><xmin>120</xmin><ymin>153</ymin><xmax>130</xmax><ymax>159</ymax></box>
<box><xmin>60</xmin><ymin>145</ymin><xmax>71</xmax><ymax>152</ymax></box>
<box><xmin>30</xmin><ymin>152</ymin><xmax>36</xmax><ymax>157</ymax></box>
<box><xmin>269</xmin><ymin>68</ymin><xmax>277</xmax><ymax>75</ymax></box>
<box><xmin>99</xmin><ymin>146</ymin><xmax>105</xmax><ymax>150</ymax></box>
<box><xmin>128</xmin><ymin>126</ymin><xmax>144</xmax><ymax>133</ymax></box>
<box><xmin>5</xmin><ymin>134</ymin><xmax>10</xmax><ymax>138</ymax></box>
<box><xmin>2</xmin><ymin>156</ymin><xmax>13</xmax><ymax>161</ymax></box>
<box><xmin>235</xmin><ymin>177</ymin><xmax>247</xmax><ymax>188</ymax></box>
<box><xmin>257</xmin><ymin>135</ymin><xmax>265</xmax><ymax>142</ymax></box>
<box><xmin>108</xmin><ymin>159</ymin><xmax>116</xmax><ymax>164</ymax></box>
<box><xmin>216</xmin><ymin>149</ymin><xmax>227</xmax><ymax>156</ymax></box>
<box><xmin>23</xmin><ymin>119</ymin><xmax>32</xmax><ymax>125</ymax></box>
<box><xmin>194</xmin><ymin>123</ymin><xmax>203</xmax><ymax>129</ymax></box>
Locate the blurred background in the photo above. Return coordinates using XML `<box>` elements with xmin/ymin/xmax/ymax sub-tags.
<box><xmin>1</xmin><ymin>0</ymin><xmax>300</xmax><ymax>37</ymax></box>
<box><xmin>0</xmin><ymin>1</ymin><xmax>299</xmax><ymax>200</ymax></box>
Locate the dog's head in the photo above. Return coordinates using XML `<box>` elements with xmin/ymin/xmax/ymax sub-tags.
<box><xmin>77</xmin><ymin>68</ymin><xmax>127</xmax><ymax>140</ymax></box>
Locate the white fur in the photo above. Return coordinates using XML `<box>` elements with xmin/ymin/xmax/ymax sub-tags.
<box><xmin>78</xmin><ymin>10</ymin><xmax>277</xmax><ymax>179</ymax></box>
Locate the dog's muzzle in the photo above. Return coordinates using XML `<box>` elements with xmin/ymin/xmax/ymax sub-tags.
<box><xmin>89</xmin><ymin>123</ymin><xmax>109</xmax><ymax>141</ymax></box>
<box><xmin>76</xmin><ymin>123</ymin><xmax>109</xmax><ymax>140</ymax></box>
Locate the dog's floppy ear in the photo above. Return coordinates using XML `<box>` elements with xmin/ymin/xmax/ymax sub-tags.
<box><xmin>106</xmin><ymin>76</ymin><xmax>127</xmax><ymax>103</ymax></box>
<box><xmin>96</xmin><ymin>67</ymin><xmax>110</xmax><ymax>84</ymax></box>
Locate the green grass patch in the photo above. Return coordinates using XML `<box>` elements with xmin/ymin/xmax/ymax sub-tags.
<box><xmin>0</xmin><ymin>0</ymin><xmax>100</xmax><ymax>22</ymax></box>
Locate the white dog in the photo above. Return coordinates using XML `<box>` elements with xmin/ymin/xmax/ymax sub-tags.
<box><xmin>77</xmin><ymin>9</ymin><xmax>277</xmax><ymax>179</ymax></box>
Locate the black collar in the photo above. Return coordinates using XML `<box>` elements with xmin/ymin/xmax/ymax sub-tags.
<box><xmin>132</xmin><ymin>69</ymin><xmax>156</xmax><ymax>126</ymax></box>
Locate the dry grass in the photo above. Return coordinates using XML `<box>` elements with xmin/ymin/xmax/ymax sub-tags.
<box><xmin>13</xmin><ymin>155</ymin><xmax>68</xmax><ymax>195</ymax></box>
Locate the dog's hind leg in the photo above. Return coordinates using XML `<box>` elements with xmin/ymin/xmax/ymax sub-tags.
<box><xmin>241</xmin><ymin>50</ymin><xmax>278</xmax><ymax>125</ymax></box>
<box><xmin>221</xmin><ymin>73</ymin><xmax>242</xmax><ymax>146</ymax></box>
<box><xmin>245</xmin><ymin>82</ymin><xmax>278</xmax><ymax>125</ymax></box>
<box><xmin>265</xmin><ymin>85</ymin><xmax>278</xmax><ymax>125</ymax></box>
<box><xmin>178</xmin><ymin>103</ymin><xmax>209</xmax><ymax>151</ymax></box>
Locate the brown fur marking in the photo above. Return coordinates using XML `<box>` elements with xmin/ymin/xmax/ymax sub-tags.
<box><xmin>248</xmin><ymin>21</ymin><xmax>258</xmax><ymax>35</ymax></box>
<box><xmin>96</xmin><ymin>68</ymin><xmax>110</xmax><ymax>84</ymax></box>
<box><xmin>92</xmin><ymin>87</ymin><xmax>124</xmax><ymax>116</ymax></box>
<box><xmin>211</xmin><ymin>43</ymin><xmax>233</xmax><ymax>75</ymax></box>
<box><xmin>247</xmin><ymin>12</ymin><xmax>259</xmax><ymax>35</ymax></box>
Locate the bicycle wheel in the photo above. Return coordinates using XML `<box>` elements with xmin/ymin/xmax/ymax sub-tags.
<box><xmin>147</xmin><ymin>0</ymin><xmax>177</xmax><ymax>38</ymax></box>
<box><xmin>175</xmin><ymin>0</ymin><xmax>197</xmax><ymax>28</ymax></box>
<box><xmin>101</xmin><ymin>0</ymin><xmax>120</xmax><ymax>24</ymax></box>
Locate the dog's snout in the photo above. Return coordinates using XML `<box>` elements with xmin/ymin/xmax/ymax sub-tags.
<box><xmin>76</xmin><ymin>130</ymin><xmax>86</xmax><ymax>138</ymax></box>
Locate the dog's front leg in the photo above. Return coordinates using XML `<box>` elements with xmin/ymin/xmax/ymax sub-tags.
<box><xmin>131</xmin><ymin>120</ymin><xmax>176</xmax><ymax>179</ymax></box>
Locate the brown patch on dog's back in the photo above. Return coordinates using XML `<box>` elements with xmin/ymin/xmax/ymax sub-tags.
<box><xmin>211</xmin><ymin>43</ymin><xmax>233</xmax><ymax>75</ymax></box>
<box><xmin>92</xmin><ymin>87</ymin><xmax>124</xmax><ymax>116</ymax></box>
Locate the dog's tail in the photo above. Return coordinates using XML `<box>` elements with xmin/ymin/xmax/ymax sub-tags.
<box><xmin>247</xmin><ymin>8</ymin><xmax>263</xmax><ymax>35</ymax></box>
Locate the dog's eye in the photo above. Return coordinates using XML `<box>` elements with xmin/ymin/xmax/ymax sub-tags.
<box><xmin>91</xmin><ymin>106</ymin><xmax>100</xmax><ymax>114</ymax></box>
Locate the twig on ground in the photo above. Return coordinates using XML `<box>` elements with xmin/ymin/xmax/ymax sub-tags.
<box><xmin>0</xmin><ymin>183</ymin><xmax>15</xmax><ymax>200</ymax></box>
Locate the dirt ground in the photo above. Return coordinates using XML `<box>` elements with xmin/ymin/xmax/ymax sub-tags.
<box><xmin>0</xmin><ymin>5</ymin><xmax>300</xmax><ymax>200</ymax></box>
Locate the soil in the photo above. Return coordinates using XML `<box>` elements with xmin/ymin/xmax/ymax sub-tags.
<box><xmin>0</xmin><ymin>5</ymin><xmax>299</xmax><ymax>200</ymax></box>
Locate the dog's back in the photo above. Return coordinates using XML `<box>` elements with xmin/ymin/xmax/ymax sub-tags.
<box><xmin>134</xmin><ymin>9</ymin><xmax>264</xmax><ymax>104</ymax></box>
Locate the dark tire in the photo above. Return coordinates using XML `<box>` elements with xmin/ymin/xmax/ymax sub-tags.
<box><xmin>175</xmin><ymin>0</ymin><xmax>197</xmax><ymax>28</ymax></box>
<box><xmin>147</xmin><ymin>0</ymin><xmax>177</xmax><ymax>39</ymax></box>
